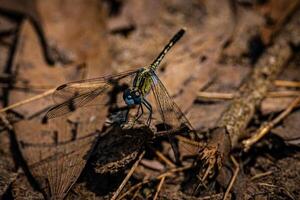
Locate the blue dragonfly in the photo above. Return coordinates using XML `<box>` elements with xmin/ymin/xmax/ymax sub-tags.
<box><xmin>43</xmin><ymin>29</ymin><xmax>199</xmax><ymax>159</ymax></box>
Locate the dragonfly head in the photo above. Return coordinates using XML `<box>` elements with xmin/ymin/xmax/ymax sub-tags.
<box><xmin>123</xmin><ymin>88</ymin><xmax>142</xmax><ymax>106</ymax></box>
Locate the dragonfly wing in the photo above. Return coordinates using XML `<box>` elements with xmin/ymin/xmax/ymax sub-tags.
<box><xmin>15</xmin><ymin>117</ymin><xmax>101</xmax><ymax>199</ymax></box>
<box><xmin>44</xmin><ymin>69</ymin><xmax>139</xmax><ymax>120</ymax></box>
<box><xmin>150</xmin><ymin>72</ymin><xmax>201</xmax><ymax>162</ymax></box>
<box><xmin>45</xmin><ymin>85</ymin><xmax>110</xmax><ymax>120</ymax></box>
<box><xmin>52</xmin><ymin>69</ymin><xmax>138</xmax><ymax>103</ymax></box>
<box><xmin>150</xmin><ymin>72</ymin><xmax>193</xmax><ymax>133</ymax></box>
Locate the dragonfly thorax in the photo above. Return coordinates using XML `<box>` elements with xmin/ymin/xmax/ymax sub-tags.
<box><xmin>123</xmin><ymin>88</ymin><xmax>142</xmax><ymax>106</ymax></box>
<box><xmin>133</xmin><ymin>68</ymin><xmax>153</xmax><ymax>96</ymax></box>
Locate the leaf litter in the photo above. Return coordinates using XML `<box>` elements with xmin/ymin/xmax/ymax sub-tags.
<box><xmin>0</xmin><ymin>0</ymin><xmax>299</xmax><ymax>199</ymax></box>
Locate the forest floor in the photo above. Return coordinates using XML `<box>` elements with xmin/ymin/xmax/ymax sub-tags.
<box><xmin>0</xmin><ymin>0</ymin><xmax>300</xmax><ymax>199</ymax></box>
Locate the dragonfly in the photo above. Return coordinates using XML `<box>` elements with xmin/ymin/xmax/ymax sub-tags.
<box><xmin>43</xmin><ymin>28</ymin><xmax>198</xmax><ymax>151</ymax></box>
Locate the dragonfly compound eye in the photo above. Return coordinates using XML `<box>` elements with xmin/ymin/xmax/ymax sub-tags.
<box><xmin>123</xmin><ymin>89</ymin><xmax>135</xmax><ymax>106</ymax></box>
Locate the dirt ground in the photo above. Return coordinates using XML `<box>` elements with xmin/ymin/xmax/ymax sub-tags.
<box><xmin>0</xmin><ymin>0</ymin><xmax>300</xmax><ymax>199</ymax></box>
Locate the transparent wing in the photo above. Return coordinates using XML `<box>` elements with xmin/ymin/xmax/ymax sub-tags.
<box><xmin>44</xmin><ymin>69</ymin><xmax>139</xmax><ymax>120</ymax></box>
<box><xmin>150</xmin><ymin>72</ymin><xmax>197</xmax><ymax>140</ymax></box>
<box><xmin>150</xmin><ymin>72</ymin><xmax>202</xmax><ymax>160</ymax></box>
<box><xmin>15</xmin><ymin>116</ymin><xmax>101</xmax><ymax>199</ymax></box>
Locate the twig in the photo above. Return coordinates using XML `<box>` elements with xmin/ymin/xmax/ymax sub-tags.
<box><xmin>243</xmin><ymin>96</ymin><xmax>300</xmax><ymax>151</ymax></box>
<box><xmin>152</xmin><ymin>148</ymin><xmax>176</xmax><ymax>168</ymax></box>
<box><xmin>117</xmin><ymin>165</ymin><xmax>192</xmax><ymax>200</ymax></box>
<box><xmin>132</xmin><ymin>185</ymin><xmax>142</xmax><ymax>199</ymax></box>
<box><xmin>275</xmin><ymin>80</ymin><xmax>300</xmax><ymax>88</ymax></box>
<box><xmin>218</xmin><ymin>37</ymin><xmax>292</xmax><ymax>148</ymax></box>
<box><xmin>197</xmin><ymin>91</ymin><xmax>234</xmax><ymax>100</ymax></box>
<box><xmin>196</xmin><ymin>80</ymin><xmax>300</xmax><ymax>100</ymax></box>
<box><xmin>199</xmin><ymin>193</ymin><xmax>228</xmax><ymax>200</ymax></box>
<box><xmin>156</xmin><ymin>165</ymin><xmax>192</xmax><ymax>179</ymax></box>
<box><xmin>196</xmin><ymin>19</ymin><xmax>296</xmax><ymax>186</ymax></box>
<box><xmin>250</xmin><ymin>171</ymin><xmax>273</xmax><ymax>181</ymax></box>
<box><xmin>153</xmin><ymin>176</ymin><xmax>166</xmax><ymax>200</ymax></box>
<box><xmin>117</xmin><ymin>181</ymin><xmax>145</xmax><ymax>200</ymax></box>
<box><xmin>179</xmin><ymin>192</ymin><xmax>228</xmax><ymax>200</ymax></box>
<box><xmin>0</xmin><ymin>88</ymin><xmax>56</xmax><ymax>113</ymax></box>
<box><xmin>176</xmin><ymin>135</ymin><xmax>205</xmax><ymax>148</ymax></box>
<box><xmin>197</xmin><ymin>90</ymin><xmax>300</xmax><ymax>100</ymax></box>
<box><xmin>111</xmin><ymin>150</ymin><xmax>145</xmax><ymax>200</ymax></box>
<box><xmin>223</xmin><ymin>156</ymin><xmax>239</xmax><ymax>200</ymax></box>
<box><xmin>267</xmin><ymin>91</ymin><xmax>300</xmax><ymax>97</ymax></box>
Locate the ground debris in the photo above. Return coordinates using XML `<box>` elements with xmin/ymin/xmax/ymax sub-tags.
<box><xmin>196</xmin><ymin>5</ymin><xmax>300</xmax><ymax>197</ymax></box>
<box><xmin>91</xmin><ymin>126</ymin><xmax>152</xmax><ymax>174</ymax></box>
<box><xmin>0</xmin><ymin>0</ymin><xmax>300</xmax><ymax>199</ymax></box>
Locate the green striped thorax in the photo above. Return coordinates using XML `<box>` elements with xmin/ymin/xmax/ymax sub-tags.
<box><xmin>123</xmin><ymin>68</ymin><xmax>154</xmax><ymax>106</ymax></box>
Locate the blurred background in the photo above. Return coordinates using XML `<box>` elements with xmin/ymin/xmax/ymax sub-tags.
<box><xmin>0</xmin><ymin>0</ymin><xmax>300</xmax><ymax>199</ymax></box>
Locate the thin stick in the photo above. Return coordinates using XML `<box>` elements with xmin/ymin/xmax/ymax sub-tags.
<box><xmin>251</xmin><ymin>171</ymin><xmax>273</xmax><ymax>181</ymax></box>
<box><xmin>199</xmin><ymin>193</ymin><xmax>227</xmax><ymax>200</ymax></box>
<box><xmin>132</xmin><ymin>185</ymin><xmax>142</xmax><ymax>199</ymax></box>
<box><xmin>153</xmin><ymin>176</ymin><xmax>166</xmax><ymax>200</ymax></box>
<box><xmin>176</xmin><ymin>135</ymin><xmax>205</xmax><ymax>148</ymax></box>
<box><xmin>111</xmin><ymin>151</ymin><xmax>145</xmax><ymax>200</ymax></box>
<box><xmin>197</xmin><ymin>91</ymin><xmax>235</xmax><ymax>100</ymax></box>
<box><xmin>268</xmin><ymin>91</ymin><xmax>300</xmax><ymax>97</ymax></box>
<box><xmin>243</xmin><ymin>96</ymin><xmax>300</xmax><ymax>151</ymax></box>
<box><xmin>0</xmin><ymin>88</ymin><xmax>56</xmax><ymax>113</ymax></box>
<box><xmin>152</xmin><ymin>148</ymin><xmax>176</xmax><ymax>168</ymax></box>
<box><xmin>223</xmin><ymin>156</ymin><xmax>239</xmax><ymax>200</ymax></box>
<box><xmin>275</xmin><ymin>80</ymin><xmax>300</xmax><ymax>88</ymax></box>
<box><xmin>197</xmin><ymin>90</ymin><xmax>300</xmax><ymax>100</ymax></box>
<box><xmin>117</xmin><ymin>165</ymin><xmax>192</xmax><ymax>200</ymax></box>
<box><xmin>117</xmin><ymin>181</ymin><xmax>145</xmax><ymax>200</ymax></box>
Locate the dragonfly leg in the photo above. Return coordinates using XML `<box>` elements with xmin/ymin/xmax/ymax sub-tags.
<box><xmin>135</xmin><ymin>104</ymin><xmax>144</xmax><ymax>122</ymax></box>
<box><xmin>128</xmin><ymin>104</ymin><xmax>144</xmax><ymax>127</ymax></box>
<box><xmin>142</xmin><ymin>99</ymin><xmax>152</xmax><ymax>126</ymax></box>
<box><xmin>123</xmin><ymin>108</ymin><xmax>130</xmax><ymax>124</ymax></box>
<box><xmin>122</xmin><ymin>104</ymin><xmax>144</xmax><ymax>128</ymax></box>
